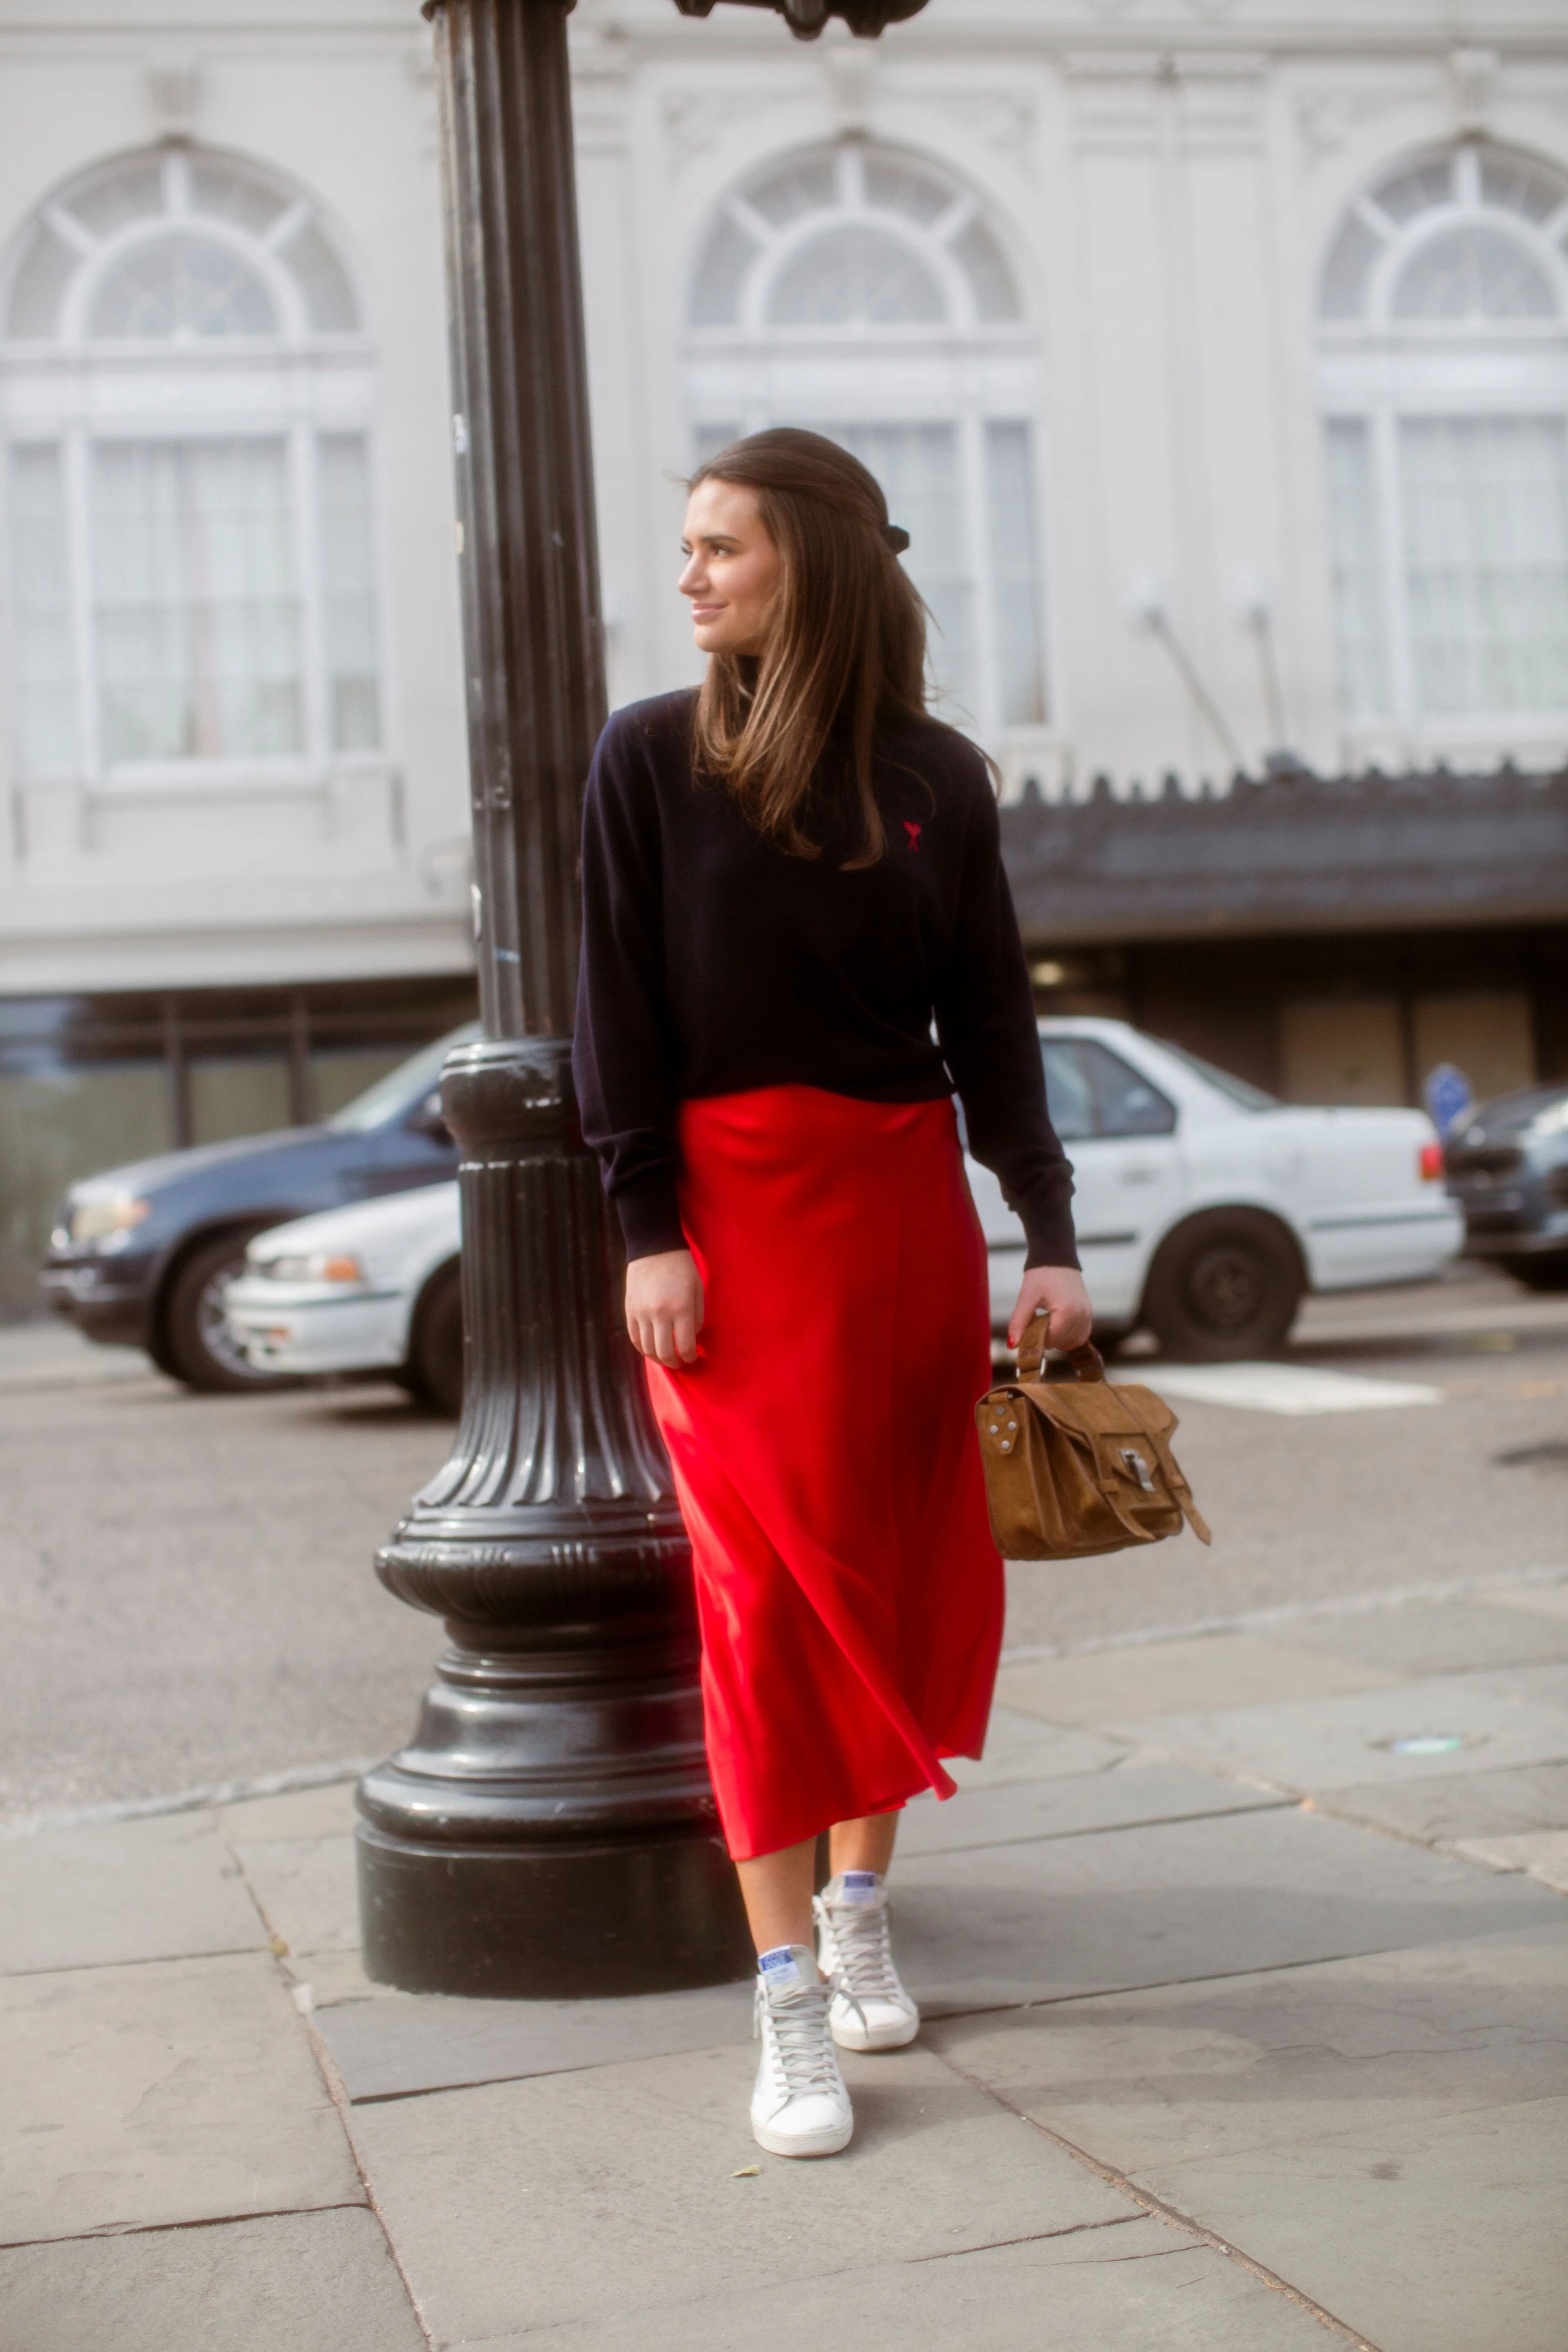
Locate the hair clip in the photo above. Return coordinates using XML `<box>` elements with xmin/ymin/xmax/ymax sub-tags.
<box><xmin>881</xmin><ymin>523</ymin><xmax>911</xmax><ymax>554</ymax></box>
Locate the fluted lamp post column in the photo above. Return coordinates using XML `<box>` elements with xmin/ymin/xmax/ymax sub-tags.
<box><xmin>358</xmin><ymin>0</ymin><xmax>928</xmax><ymax>1999</ymax></box>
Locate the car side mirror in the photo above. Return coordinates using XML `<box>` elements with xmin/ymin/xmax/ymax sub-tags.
<box><xmin>408</xmin><ymin>1088</ymin><xmax>453</xmax><ymax>1145</ymax></box>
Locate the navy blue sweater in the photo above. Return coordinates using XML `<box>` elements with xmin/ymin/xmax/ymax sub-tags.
<box><xmin>572</xmin><ymin>689</ymin><xmax>1078</xmax><ymax>1270</ymax></box>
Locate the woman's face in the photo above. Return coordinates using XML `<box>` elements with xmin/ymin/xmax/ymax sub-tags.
<box><xmin>679</xmin><ymin>479</ymin><xmax>782</xmax><ymax>658</ymax></box>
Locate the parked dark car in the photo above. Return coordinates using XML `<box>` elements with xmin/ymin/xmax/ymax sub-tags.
<box><xmin>1444</xmin><ymin>1078</ymin><xmax>1568</xmax><ymax>1291</ymax></box>
<box><xmin>41</xmin><ymin>1023</ymin><xmax>478</xmax><ymax>1390</ymax></box>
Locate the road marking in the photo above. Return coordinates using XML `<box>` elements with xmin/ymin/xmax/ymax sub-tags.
<box><xmin>1120</xmin><ymin>1361</ymin><xmax>1443</xmax><ymax>1414</ymax></box>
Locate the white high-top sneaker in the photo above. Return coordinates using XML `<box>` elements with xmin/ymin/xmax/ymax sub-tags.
<box><xmin>749</xmin><ymin>1944</ymin><xmax>854</xmax><ymax>2158</ymax></box>
<box><xmin>814</xmin><ymin>1871</ymin><xmax>920</xmax><ymax>2053</ymax></box>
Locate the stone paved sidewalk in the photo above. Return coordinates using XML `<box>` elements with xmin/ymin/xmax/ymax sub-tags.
<box><xmin>4</xmin><ymin>1578</ymin><xmax>1568</xmax><ymax>2351</ymax></box>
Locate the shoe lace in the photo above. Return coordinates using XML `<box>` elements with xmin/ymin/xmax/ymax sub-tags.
<box><xmin>819</xmin><ymin>1895</ymin><xmax>899</xmax><ymax>1999</ymax></box>
<box><xmin>753</xmin><ymin>1976</ymin><xmax>842</xmax><ymax>2103</ymax></box>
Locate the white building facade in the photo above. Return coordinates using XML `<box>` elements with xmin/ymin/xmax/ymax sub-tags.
<box><xmin>0</xmin><ymin>0</ymin><xmax>1566</xmax><ymax>1296</ymax></box>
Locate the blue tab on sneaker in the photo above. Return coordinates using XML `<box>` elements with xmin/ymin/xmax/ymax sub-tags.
<box><xmin>840</xmin><ymin>1871</ymin><xmax>879</xmax><ymax>1903</ymax></box>
<box><xmin>758</xmin><ymin>1945</ymin><xmax>805</xmax><ymax>1989</ymax></box>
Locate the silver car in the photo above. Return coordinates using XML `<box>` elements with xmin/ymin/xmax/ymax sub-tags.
<box><xmin>1443</xmin><ymin>1082</ymin><xmax>1568</xmax><ymax>1292</ymax></box>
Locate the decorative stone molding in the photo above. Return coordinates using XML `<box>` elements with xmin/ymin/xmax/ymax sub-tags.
<box><xmin>662</xmin><ymin>88</ymin><xmax>746</xmax><ymax>165</ymax></box>
<box><xmin>145</xmin><ymin>53</ymin><xmax>200</xmax><ymax>142</ymax></box>
<box><xmin>1293</xmin><ymin>83</ymin><xmax>1396</xmax><ymax>161</ymax></box>
<box><xmin>822</xmin><ymin>41</ymin><xmax>873</xmax><ymax>135</ymax></box>
<box><xmin>1177</xmin><ymin>52</ymin><xmax>1264</xmax><ymax>145</ymax></box>
<box><xmin>934</xmin><ymin>91</ymin><xmax>1037</xmax><ymax>162</ymax></box>
<box><xmin>1450</xmin><ymin>47</ymin><xmax>1497</xmax><ymax>138</ymax></box>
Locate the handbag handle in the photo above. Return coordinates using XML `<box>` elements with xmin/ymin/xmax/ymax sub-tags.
<box><xmin>1016</xmin><ymin>1310</ymin><xmax>1105</xmax><ymax>1384</ymax></box>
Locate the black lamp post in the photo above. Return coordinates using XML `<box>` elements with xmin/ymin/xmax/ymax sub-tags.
<box><xmin>357</xmin><ymin>0</ymin><xmax>927</xmax><ymax>2000</ymax></box>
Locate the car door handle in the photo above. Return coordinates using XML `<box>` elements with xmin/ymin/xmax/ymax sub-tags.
<box><xmin>1120</xmin><ymin>1165</ymin><xmax>1164</xmax><ymax>1184</ymax></box>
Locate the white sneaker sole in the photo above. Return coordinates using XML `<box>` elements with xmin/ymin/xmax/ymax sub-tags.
<box><xmin>751</xmin><ymin>2109</ymin><xmax>853</xmax><ymax>2158</ymax></box>
<box><xmin>830</xmin><ymin>2008</ymin><xmax>920</xmax><ymax>2054</ymax></box>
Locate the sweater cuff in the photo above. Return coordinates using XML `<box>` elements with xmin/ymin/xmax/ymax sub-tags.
<box><xmin>1021</xmin><ymin>1204</ymin><xmax>1080</xmax><ymax>1273</ymax></box>
<box><xmin>615</xmin><ymin>1181</ymin><xmax>689</xmax><ymax>1263</ymax></box>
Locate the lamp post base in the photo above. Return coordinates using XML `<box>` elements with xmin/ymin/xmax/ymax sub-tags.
<box><xmin>356</xmin><ymin>1604</ymin><xmax>753</xmax><ymax>1998</ymax></box>
<box><xmin>356</xmin><ymin>1822</ymin><xmax>750</xmax><ymax>1999</ymax></box>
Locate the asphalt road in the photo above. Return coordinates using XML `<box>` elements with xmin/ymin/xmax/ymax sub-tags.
<box><xmin>2</xmin><ymin>1266</ymin><xmax>1566</xmax><ymax>1823</ymax></box>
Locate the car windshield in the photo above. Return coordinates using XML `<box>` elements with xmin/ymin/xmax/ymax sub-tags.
<box><xmin>1463</xmin><ymin>1081</ymin><xmax>1568</xmax><ymax>1136</ymax></box>
<box><xmin>1156</xmin><ymin>1040</ymin><xmax>1281</xmax><ymax>1112</ymax></box>
<box><xmin>327</xmin><ymin>1023</ymin><xmax>480</xmax><ymax>1131</ymax></box>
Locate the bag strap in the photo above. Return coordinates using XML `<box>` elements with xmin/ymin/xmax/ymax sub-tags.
<box><xmin>1016</xmin><ymin>1310</ymin><xmax>1105</xmax><ymax>1385</ymax></box>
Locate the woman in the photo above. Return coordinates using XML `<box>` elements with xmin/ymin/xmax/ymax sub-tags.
<box><xmin>574</xmin><ymin>429</ymin><xmax>1089</xmax><ymax>2160</ymax></box>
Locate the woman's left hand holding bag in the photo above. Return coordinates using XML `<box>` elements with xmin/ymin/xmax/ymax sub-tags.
<box><xmin>1007</xmin><ymin>1264</ymin><xmax>1093</xmax><ymax>1355</ymax></box>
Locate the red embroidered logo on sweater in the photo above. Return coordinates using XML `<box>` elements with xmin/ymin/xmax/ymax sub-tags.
<box><xmin>903</xmin><ymin>821</ymin><xmax>922</xmax><ymax>851</ymax></box>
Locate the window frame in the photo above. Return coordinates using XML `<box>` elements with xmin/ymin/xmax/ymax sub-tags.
<box><xmin>0</xmin><ymin>146</ymin><xmax>385</xmax><ymax>796</ymax></box>
<box><xmin>685</xmin><ymin>142</ymin><xmax>1053</xmax><ymax>753</ymax></box>
<box><xmin>1317</xmin><ymin>143</ymin><xmax>1568</xmax><ymax>746</ymax></box>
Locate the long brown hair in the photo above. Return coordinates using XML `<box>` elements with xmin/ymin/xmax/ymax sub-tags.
<box><xmin>687</xmin><ymin>428</ymin><xmax>934</xmax><ymax>868</ymax></box>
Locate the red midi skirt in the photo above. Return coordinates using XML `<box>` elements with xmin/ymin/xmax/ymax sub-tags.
<box><xmin>644</xmin><ymin>1083</ymin><xmax>1004</xmax><ymax>1862</ymax></box>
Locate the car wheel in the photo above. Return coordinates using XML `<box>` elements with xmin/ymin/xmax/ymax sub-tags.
<box><xmin>405</xmin><ymin>1264</ymin><xmax>464</xmax><ymax>1417</ymax></box>
<box><xmin>1508</xmin><ymin>1254</ymin><xmax>1568</xmax><ymax>1294</ymax></box>
<box><xmin>164</xmin><ymin>1231</ymin><xmax>289</xmax><ymax>1394</ymax></box>
<box><xmin>1142</xmin><ymin>1211</ymin><xmax>1303</xmax><ymax>1363</ymax></box>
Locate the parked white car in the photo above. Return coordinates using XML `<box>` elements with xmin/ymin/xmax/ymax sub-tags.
<box><xmin>224</xmin><ymin>1182</ymin><xmax>463</xmax><ymax>1411</ymax></box>
<box><xmin>227</xmin><ymin>1017</ymin><xmax>1461</xmax><ymax>1393</ymax></box>
<box><xmin>969</xmin><ymin>1018</ymin><xmax>1462</xmax><ymax>1359</ymax></box>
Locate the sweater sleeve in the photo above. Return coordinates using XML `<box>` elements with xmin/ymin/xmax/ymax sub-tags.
<box><xmin>571</xmin><ymin>713</ymin><xmax>688</xmax><ymax>1261</ymax></box>
<box><xmin>933</xmin><ymin>774</ymin><xmax>1080</xmax><ymax>1271</ymax></box>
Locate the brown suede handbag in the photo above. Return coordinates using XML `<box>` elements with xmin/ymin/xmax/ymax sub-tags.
<box><xmin>975</xmin><ymin>1314</ymin><xmax>1212</xmax><ymax>1561</ymax></box>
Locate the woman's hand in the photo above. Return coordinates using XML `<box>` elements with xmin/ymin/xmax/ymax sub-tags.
<box><xmin>626</xmin><ymin>1249</ymin><xmax>706</xmax><ymax>1368</ymax></box>
<box><xmin>1007</xmin><ymin>1264</ymin><xmax>1094</xmax><ymax>1356</ymax></box>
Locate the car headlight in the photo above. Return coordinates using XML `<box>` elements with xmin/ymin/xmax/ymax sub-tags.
<box><xmin>252</xmin><ymin>1251</ymin><xmax>367</xmax><ymax>1285</ymax></box>
<box><xmin>70</xmin><ymin>1196</ymin><xmax>152</xmax><ymax>1244</ymax></box>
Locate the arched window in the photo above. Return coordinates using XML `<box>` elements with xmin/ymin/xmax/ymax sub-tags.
<box><xmin>1319</xmin><ymin>144</ymin><xmax>1568</xmax><ymax>741</ymax></box>
<box><xmin>2</xmin><ymin>148</ymin><xmax>379</xmax><ymax>783</ymax></box>
<box><xmin>687</xmin><ymin>142</ymin><xmax>1047</xmax><ymax>745</ymax></box>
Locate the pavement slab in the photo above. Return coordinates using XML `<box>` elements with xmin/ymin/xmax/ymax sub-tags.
<box><xmin>346</xmin><ymin>2039</ymin><xmax>1136</xmax><ymax>2343</ymax></box>
<box><xmin>928</xmin><ymin>1923</ymin><xmax>1568</xmax><ymax>2170</ymax></box>
<box><xmin>1454</xmin><ymin>1829</ymin><xmax>1568</xmax><ymax>1893</ymax></box>
<box><xmin>462</xmin><ymin>2216</ymin><xmax>1340</xmax><ymax>2352</ymax></box>
<box><xmin>889</xmin><ymin>1803</ymin><xmax>1564</xmax><ymax>2015</ymax></box>
<box><xmin>0</xmin><ymin>1951</ymin><xmax>363</xmax><ymax>2244</ymax></box>
<box><xmin>1109</xmin><ymin>1672</ymin><xmax>1568</xmax><ymax>1792</ymax></box>
<box><xmin>898</xmin><ymin>1759</ymin><xmax>1285</xmax><ymax>1858</ymax></box>
<box><xmin>995</xmin><ymin>1633</ymin><xmax>1399</xmax><ymax>1728</ymax></box>
<box><xmin>1485</xmin><ymin>1581</ymin><xmax>1568</xmax><ymax>1623</ymax></box>
<box><xmin>1266</xmin><ymin>1597</ymin><xmax>1568</xmax><ymax>1678</ymax></box>
<box><xmin>285</xmin><ymin>1949</ymin><xmax>398</xmax><ymax>2010</ymax></box>
<box><xmin>1468</xmin><ymin>1658</ymin><xmax>1568</xmax><ymax>1710</ymax></box>
<box><xmin>1321</xmin><ymin>1759</ymin><xmax>1568</xmax><ymax>1845</ymax></box>
<box><xmin>0</xmin><ymin>1812</ymin><xmax>264</xmax><ymax>1976</ymax></box>
<box><xmin>318</xmin><ymin>1978</ymin><xmax>756</xmax><ymax>2103</ymax></box>
<box><xmin>0</xmin><ymin>2206</ymin><xmax>424</xmax><ymax>2352</ymax></box>
<box><xmin>216</xmin><ymin>1782</ymin><xmax>360</xmax><ymax>1843</ymax></box>
<box><xmin>947</xmin><ymin>1706</ymin><xmax>1129</xmax><ymax>1788</ymax></box>
<box><xmin>1136</xmin><ymin>2095</ymin><xmax>1568</xmax><ymax>2352</ymax></box>
<box><xmin>231</xmin><ymin>1833</ymin><xmax>360</xmax><ymax>1957</ymax></box>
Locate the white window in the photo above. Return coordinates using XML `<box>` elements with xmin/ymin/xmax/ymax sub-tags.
<box><xmin>686</xmin><ymin>143</ymin><xmax>1047</xmax><ymax>748</ymax></box>
<box><xmin>1318</xmin><ymin>144</ymin><xmax>1568</xmax><ymax>746</ymax></box>
<box><xmin>1</xmin><ymin>148</ymin><xmax>380</xmax><ymax>786</ymax></box>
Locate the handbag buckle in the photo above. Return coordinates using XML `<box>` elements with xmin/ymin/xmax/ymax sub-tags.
<box><xmin>1118</xmin><ymin>1446</ymin><xmax>1156</xmax><ymax>1494</ymax></box>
